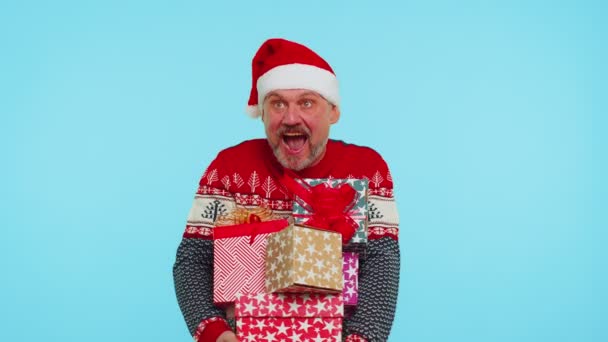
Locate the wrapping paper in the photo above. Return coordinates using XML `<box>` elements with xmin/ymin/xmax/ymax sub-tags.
<box><xmin>265</xmin><ymin>224</ymin><xmax>343</xmax><ymax>293</ymax></box>
<box><xmin>235</xmin><ymin>292</ymin><xmax>343</xmax><ymax>342</ymax></box>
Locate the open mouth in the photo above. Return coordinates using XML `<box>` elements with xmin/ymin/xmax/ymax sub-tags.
<box><xmin>282</xmin><ymin>132</ymin><xmax>308</xmax><ymax>154</ymax></box>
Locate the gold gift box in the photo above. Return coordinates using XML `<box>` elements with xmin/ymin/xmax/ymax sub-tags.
<box><xmin>265</xmin><ymin>224</ymin><xmax>343</xmax><ymax>293</ymax></box>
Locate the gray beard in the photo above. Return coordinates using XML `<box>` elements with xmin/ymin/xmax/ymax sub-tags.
<box><xmin>270</xmin><ymin>139</ymin><xmax>327</xmax><ymax>171</ymax></box>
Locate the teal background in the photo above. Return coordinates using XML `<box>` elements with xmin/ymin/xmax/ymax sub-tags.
<box><xmin>1</xmin><ymin>1</ymin><xmax>606</xmax><ymax>341</ymax></box>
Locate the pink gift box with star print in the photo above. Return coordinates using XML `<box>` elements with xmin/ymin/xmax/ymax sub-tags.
<box><xmin>342</xmin><ymin>252</ymin><xmax>359</xmax><ymax>306</ymax></box>
<box><xmin>235</xmin><ymin>292</ymin><xmax>343</xmax><ymax>342</ymax></box>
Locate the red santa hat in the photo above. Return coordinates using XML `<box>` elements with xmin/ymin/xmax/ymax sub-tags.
<box><xmin>246</xmin><ymin>38</ymin><xmax>340</xmax><ymax>118</ymax></box>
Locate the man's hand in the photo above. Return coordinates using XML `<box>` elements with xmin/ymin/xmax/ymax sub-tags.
<box><xmin>216</xmin><ymin>331</ymin><xmax>238</xmax><ymax>342</ymax></box>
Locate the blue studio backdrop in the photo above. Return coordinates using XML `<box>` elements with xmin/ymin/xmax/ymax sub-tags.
<box><xmin>1</xmin><ymin>1</ymin><xmax>606</xmax><ymax>341</ymax></box>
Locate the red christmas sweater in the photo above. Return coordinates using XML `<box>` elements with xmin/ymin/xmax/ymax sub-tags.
<box><xmin>174</xmin><ymin>139</ymin><xmax>400</xmax><ymax>341</ymax></box>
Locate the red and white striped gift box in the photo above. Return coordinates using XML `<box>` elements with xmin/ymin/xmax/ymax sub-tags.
<box><xmin>212</xmin><ymin>219</ymin><xmax>289</xmax><ymax>306</ymax></box>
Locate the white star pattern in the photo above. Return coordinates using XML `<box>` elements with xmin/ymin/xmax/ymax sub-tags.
<box><xmin>263</xmin><ymin>331</ymin><xmax>277</xmax><ymax>342</ymax></box>
<box><xmin>255</xmin><ymin>292</ymin><xmax>267</xmax><ymax>304</ymax></box>
<box><xmin>269</xmin><ymin>260</ymin><xmax>278</xmax><ymax>274</ymax></box>
<box><xmin>288</xmin><ymin>331</ymin><xmax>302</xmax><ymax>342</ymax></box>
<box><xmin>298</xmin><ymin>320</ymin><xmax>312</xmax><ymax>332</ymax></box>
<box><xmin>314</xmin><ymin>300</ymin><xmax>326</xmax><ymax>314</ymax></box>
<box><xmin>322</xmin><ymin>320</ymin><xmax>336</xmax><ymax>333</ymax></box>
<box><xmin>354</xmin><ymin>206</ymin><xmax>365</xmax><ymax>216</ymax></box>
<box><xmin>254</xmin><ymin>319</ymin><xmax>267</xmax><ymax>330</ymax></box>
<box><xmin>243</xmin><ymin>302</ymin><xmax>255</xmax><ymax>315</ymax></box>
<box><xmin>266</xmin><ymin>224</ymin><xmax>343</xmax><ymax>292</ymax></box>
<box><xmin>235</xmin><ymin>291</ymin><xmax>344</xmax><ymax>342</ymax></box>
<box><xmin>276</xmin><ymin>270</ymin><xmax>284</xmax><ymax>282</ymax></box>
<box><xmin>346</xmin><ymin>265</ymin><xmax>357</xmax><ymax>279</ymax></box>
<box><xmin>312</xmin><ymin>333</ymin><xmax>325</xmax><ymax>342</ymax></box>
<box><xmin>345</xmin><ymin>284</ymin><xmax>356</xmax><ymax>297</ymax></box>
<box><xmin>243</xmin><ymin>332</ymin><xmax>257</xmax><ymax>342</ymax></box>
<box><xmin>358</xmin><ymin>188</ymin><xmax>366</xmax><ymax>198</ymax></box>
<box><xmin>275</xmin><ymin>321</ymin><xmax>289</xmax><ymax>336</ymax></box>
<box><xmin>305</xmin><ymin>243</ymin><xmax>316</xmax><ymax>255</ymax></box>
<box><xmin>267</xmin><ymin>299</ymin><xmax>278</xmax><ymax>314</ymax></box>
<box><xmin>329</xmin><ymin>263</ymin><xmax>339</xmax><ymax>275</ymax></box>
<box><xmin>306</xmin><ymin>268</ymin><xmax>317</xmax><ymax>282</ymax></box>
<box><xmin>288</xmin><ymin>301</ymin><xmax>300</xmax><ymax>314</ymax></box>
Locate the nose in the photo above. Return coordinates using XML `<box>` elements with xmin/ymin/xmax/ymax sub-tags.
<box><xmin>282</xmin><ymin>104</ymin><xmax>302</xmax><ymax>125</ymax></box>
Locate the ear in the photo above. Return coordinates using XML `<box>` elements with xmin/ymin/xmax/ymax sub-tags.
<box><xmin>329</xmin><ymin>105</ymin><xmax>340</xmax><ymax>124</ymax></box>
<box><xmin>259</xmin><ymin>104</ymin><xmax>267</xmax><ymax>122</ymax></box>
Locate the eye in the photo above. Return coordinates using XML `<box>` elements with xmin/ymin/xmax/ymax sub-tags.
<box><xmin>301</xmin><ymin>99</ymin><xmax>314</xmax><ymax>109</ymax></box>
<box><xmin>272</xmin><ymin>100</ymin><xmax>286</xmax><ymax>109</ymax></box>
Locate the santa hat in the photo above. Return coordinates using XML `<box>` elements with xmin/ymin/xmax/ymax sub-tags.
<box><xmin>246</xmin><ymin>38</ymin><xmax>339</xmax><ymax>118</ymax></box>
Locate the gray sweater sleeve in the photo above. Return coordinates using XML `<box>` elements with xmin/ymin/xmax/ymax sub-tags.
<box><xmin>344</xmin><ymin>237</ymin><xmax>401</xmax><ymax>341</ymax></box>
<box><xmin>173</xmin><ymin>237</ymin><xmax>227</xmax><ymax>335</ymax></box>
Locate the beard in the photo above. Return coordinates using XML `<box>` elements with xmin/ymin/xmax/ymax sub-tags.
<box><xmin>268</xmin><ymin>125</ymin><xmax>328</xmax><ymax>171</ymax></box>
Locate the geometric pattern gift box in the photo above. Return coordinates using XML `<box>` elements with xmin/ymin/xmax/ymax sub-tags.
<box><xmin>342</xmin><ymin>252</ymin><xmax>359</xmax><ymax>306</ymax></box>
<box><xmin>235</xmin><ymin>292</ymin><xmax>343</xmax><ymax>342</ymax></box>
<box><xmin>265</xmin><ymin>224</ymin><xmax>343</xmax><ymax>293</ymax></box>
<box><xmin>292</xmin><ymin>178</ymin><xmax>369</xmax><ymax>252</ymax></box>
<box><xmin>213</xmin><ymin>219</ymin><xmax>289</xmax><ymax>307</ymax></box>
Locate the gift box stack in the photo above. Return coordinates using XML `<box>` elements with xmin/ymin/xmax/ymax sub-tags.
<box><xmin>213</xmin><ymin>177</ymin><xmax>368</xmax><ymax>341</ymax></box>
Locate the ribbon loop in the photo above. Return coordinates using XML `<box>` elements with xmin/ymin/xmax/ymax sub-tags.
<box><xmin>279</xmin><ymin>170</ymin><xmax>359</xmax><ymax>244</ymax></box>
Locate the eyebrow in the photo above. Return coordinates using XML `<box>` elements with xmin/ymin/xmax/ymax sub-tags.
<box><xmin>298</xmin><ymin>91</ymin><xmax>320</xmax><ymax>98</ymax></box>
<box><xmin>265</xmin><ymin>91</ymin><xmax>321</xmax><ymax>101</ymax></box>
<box><xmin>265</xmin><ymin>92</ymin><xmax>282</xmax><ymax>100</ymax></box>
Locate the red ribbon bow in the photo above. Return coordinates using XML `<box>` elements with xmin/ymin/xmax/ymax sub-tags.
<box><xmin>280</xmin><ymin>170</ymin><xmax>359</xmax><ymax>244</ymax></box>
<box><xmin>213</xmin><ymin>218</ymin><xmax>289</xmax><ymax>245</ymax></box>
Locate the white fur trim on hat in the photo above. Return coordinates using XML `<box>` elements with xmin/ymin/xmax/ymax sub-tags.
<box><xmin>246</xmin><ymin>104</ymin><xmax>261</xmax><ymax>118</ymax></box>
<box><xmin>256</xmin><ymin>63</ymin><xmax>340</xmax><ymax>113</ymax></box>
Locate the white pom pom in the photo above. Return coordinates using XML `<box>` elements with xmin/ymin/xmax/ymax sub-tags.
<box><xmin>245</xmin><ymin>105</ymin><xmax>261</xmax><ymax>118</ymax></box>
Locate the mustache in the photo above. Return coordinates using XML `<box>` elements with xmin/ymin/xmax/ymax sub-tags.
<box><xmin>277</xmin><ymin>125</ymin><xmax>311</xmax><ymax>137</ymax></box>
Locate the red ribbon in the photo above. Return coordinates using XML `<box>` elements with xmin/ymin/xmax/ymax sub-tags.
<box><xmin>213</xmin><ymin>218</ymin><xmax>289</xmax><ymax>245</ymax></box>
<box><xmin>280</xmin><ymin>170</ymin><xmax>359</xmax><ymax>244</ymax></box>
<box><xmin>248</xmin><ymin>214</ymin><xmax>262</xmax><ymax>223</ymax></box>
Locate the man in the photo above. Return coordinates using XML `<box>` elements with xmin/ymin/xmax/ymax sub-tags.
<box><xmin>173</xmin><ymin>38</ymin><xmax>400</xmax><ymax>342</ymax></box>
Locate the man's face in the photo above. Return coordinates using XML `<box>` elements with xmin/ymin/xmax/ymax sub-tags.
<box><xmin>262</xmin><ymin>89</ymin><xmax>340</xmax><ymax>171</ymax></box>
